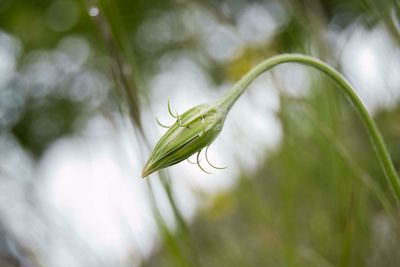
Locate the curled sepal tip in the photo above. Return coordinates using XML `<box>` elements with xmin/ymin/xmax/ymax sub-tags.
<box><xmin>196</xmin><ymin>150</ymin><xmax>211</xmax><ymax>174</ymax></box>
<box><xmin>205</xmin><ymin>145</ymin><xmax>226</xmax><ymax>170</ymax></box>
<box><xmin>156</xmin><ymin>117</ymin><xmax>171</xmax><ymax>129</ymax></box>
<box><xmin>167</xmin><ymin>97</ymin><xmax>179</xmax><ymax>118</ymax></box>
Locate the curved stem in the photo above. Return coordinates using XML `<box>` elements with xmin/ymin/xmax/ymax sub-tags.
<box><xmin>215</xmin><ymin>53</ymin><xmax>400</xmax><ymax>202</ymax></box>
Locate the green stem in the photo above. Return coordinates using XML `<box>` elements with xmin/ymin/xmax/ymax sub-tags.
<box><xmin>215</xmin><ymin>53</ymin><xmax>400</xmax><ymax>203</ymax></box>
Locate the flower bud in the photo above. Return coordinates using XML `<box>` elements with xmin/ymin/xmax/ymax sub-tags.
<box><xmin>142</xmin><ymin>104</ymin><xmax>225</xmax><ymax>177</ymax></box>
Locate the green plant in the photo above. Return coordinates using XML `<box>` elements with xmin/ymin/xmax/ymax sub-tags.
<box><xmin>142</xmin><ymin>54</ymin><xmax>400</xmax><ymax>203</ymax></box>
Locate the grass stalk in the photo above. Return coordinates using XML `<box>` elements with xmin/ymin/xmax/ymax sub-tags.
<box><xmin>217</xmin><ymin>54</ymin><xmax>400</xmax><ymax>203</ymax></box>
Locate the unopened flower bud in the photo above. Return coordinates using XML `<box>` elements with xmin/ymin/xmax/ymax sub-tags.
<box><xmin>142</xmin><ymin>104</ymin><xmax>225</xmax><ymax>177</ymax></box>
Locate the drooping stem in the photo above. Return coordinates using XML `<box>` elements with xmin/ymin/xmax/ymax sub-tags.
<box><xmin>215</xmin><ymin>54</ymin><xmax>400</xmax><ymax>203</ymax></box>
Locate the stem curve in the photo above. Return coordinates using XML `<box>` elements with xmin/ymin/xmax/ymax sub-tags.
<box><xmin>216</xmin><ymin>54</ymin><xmax>400</xmax><ymax>202</ymax></box>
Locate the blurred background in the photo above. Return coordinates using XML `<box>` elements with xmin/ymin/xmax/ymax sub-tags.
<box><xmin>0</xmin><ymin>0</ymin><xmax>400</xmax><ymax>266</ymax></box>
